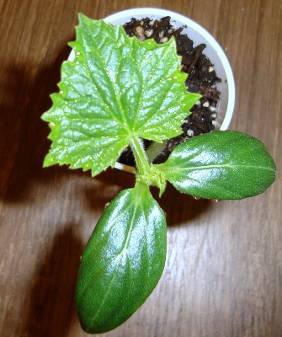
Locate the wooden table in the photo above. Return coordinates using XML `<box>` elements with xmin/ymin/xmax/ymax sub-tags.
<box><xmin>0</xmin><ymin>1</ymin><xmax>281</xmax><ymax>336</ymax></box>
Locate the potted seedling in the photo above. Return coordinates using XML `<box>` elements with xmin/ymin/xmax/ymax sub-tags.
<box><xmin>42</xmin><ymin>12</ymin><xmax>276</xmax><ymax>334</ymax></box>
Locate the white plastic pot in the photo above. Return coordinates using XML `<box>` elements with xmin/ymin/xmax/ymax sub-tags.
<box><xmin>70</xmin><ymin>8</ymin><xmax>236</xmax><ymax>173</ymax></box>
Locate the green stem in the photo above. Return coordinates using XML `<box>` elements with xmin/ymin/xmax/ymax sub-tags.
<box><xmin>130</xmin><ymin>136</ymin><xmax>151</xmax><ymax>176</ymax></box>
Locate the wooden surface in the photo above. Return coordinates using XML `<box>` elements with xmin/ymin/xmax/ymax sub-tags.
<box><xmin>0</xmin><ymin>1</ymin><xmax>281</xmax><ymax>336</ymax></box>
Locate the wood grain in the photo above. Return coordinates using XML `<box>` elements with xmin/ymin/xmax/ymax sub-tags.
<box><xmin>0</xmin><ymin>1</ymin><xmax>281</xmax><ymax>337</ymax></box>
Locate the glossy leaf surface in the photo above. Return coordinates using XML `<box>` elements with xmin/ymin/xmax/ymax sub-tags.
<box><xmin>157</xmin><ymin>131</ymin><xmax>276</xmax><ymax>200</ymax></box>
<box><xmin>42</xmin><ymin>14</ymin><xmax>200</xmax><ymax>176</ymax></box>
<box><xmin>76</xmin><ymin>183</ymin><xmax>167</xmax><ymax>333</ymax></box>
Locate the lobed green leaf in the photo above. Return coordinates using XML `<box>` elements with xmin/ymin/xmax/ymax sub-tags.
<box><xmin>157</xmin><ymin>131</ymin><xmax>276</xmax><ymax>200</ymax></box>
<box><xmin>42</xmin><ymin>14</ymin><xmax>200</xmax><ymax>176</ymax></box>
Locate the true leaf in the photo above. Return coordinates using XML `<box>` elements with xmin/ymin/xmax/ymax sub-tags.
<box><xmin>157</xmin><ymin>131</ymin><xmax>276</xmax><ymax>200</ymax></box>
<box><xmin>42</xmin><ymin>14</ymin><xmax>200</xmax><ymax>176</ymax></box>
<box><xmin>76</xmin><ymin>183</ymin><xmax>167</xmax><ymax>333</ymax></box>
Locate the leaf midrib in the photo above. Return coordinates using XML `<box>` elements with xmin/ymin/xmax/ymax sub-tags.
<box><xmin>134</xmin><ymin>45</ymin><xmax>172</xmax><ymax>129</ymax></box>
<box><xmin>167</xmin><ymin>163</ymin><xmax>275</xmax><ymax>174</ymax></box>
<box><xmin>89</xmin><ymin>200</ymin><xmax>138</xmax><ymax>326</ymax></box>
<box><xmin>82</xmin><ymin>23</ymin><xmax>130</xmax><ymax>132</ymax></box>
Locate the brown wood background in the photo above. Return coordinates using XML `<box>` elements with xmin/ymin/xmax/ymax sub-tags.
<box><xmin>0</xmin><ymin>1</ymin><xmax>281</xmax><ymax>336</ymax></box>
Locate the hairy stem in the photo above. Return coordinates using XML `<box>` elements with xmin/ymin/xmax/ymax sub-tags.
<box><xmin>130</xmin><ymin>136</ymin><xmax>151</xmax><ymax>176</ymax></box>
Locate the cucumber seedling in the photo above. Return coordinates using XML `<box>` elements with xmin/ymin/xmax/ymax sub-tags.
<box><xmin>42</xmin><ymin>14</ymin><xmax>276</xmax><ymax>334</ymax></box>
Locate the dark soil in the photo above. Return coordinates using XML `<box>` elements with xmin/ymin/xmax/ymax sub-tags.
<box><xmin>119</xmin><ymin>16</ymin><xmax>221</xmax><ymax>166</ymax></box>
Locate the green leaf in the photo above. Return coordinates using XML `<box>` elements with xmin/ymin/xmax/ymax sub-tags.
<box><xmin>157</xmin><ymin>131</ymin><xmax>276</xmax><ymax>200</ymax></box>
<box><xmin>76</xmin><ymin>183</ymin><xmax>167</xmax><ymax>333</ymax></box>
<box><xmin>42</xmin><ymin>14</ymin><xmax>200</xmax><ymax>176</ymax></box>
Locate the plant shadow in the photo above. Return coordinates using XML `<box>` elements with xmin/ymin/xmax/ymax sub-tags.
<box><xmin>0</xmin><ymin>42</ymin><xmax>74</xmax><ymax>203</ymax></box>
<box><xmin>153</xmin><ymin>184</ymin><xmax>211</xmax><ymax>227</ymax></box>
<box><xmin>84</xmin><ymin>171</ymin><xmax>211</xmax><ymax>227</ymax></box>
<box><xmin>21</xmin><ymin>224</ymin><xmax>83</xmax><ymax>337</ymax></box>
<box><xmin>83</xmin><ymin>168</ymin><xmax>135</xmax><ymax>212</ymax></box>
